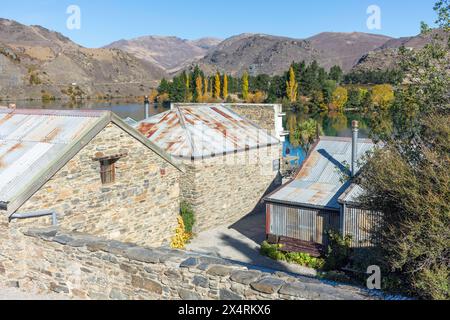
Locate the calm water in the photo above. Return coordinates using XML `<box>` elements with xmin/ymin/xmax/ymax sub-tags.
<box><xmin>16</xmin><ymin>100</ymin><xmax>369</xmax><ymax>167</ymax></box>
<box><xmin>16</xmin><ymin>99</ymin><xmax>169</xmax><ymax>122</ymax></box>
<box><xmin>283</xmin><ymin>111</ymin><xmax>370</xmax><ymax>166</ymax></box>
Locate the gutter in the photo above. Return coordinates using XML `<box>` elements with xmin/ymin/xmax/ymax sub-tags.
<box><xmin>9</xmin><ymin>210</ymin><xmax>58</xmax><ymax>226</ymax></box>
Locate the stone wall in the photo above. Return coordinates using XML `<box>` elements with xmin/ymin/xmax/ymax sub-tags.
<box><xmin>229</xmin><ymin>104</ymin><xmax>279</xmax><ymax>134</ymax></box>
<box><xmin>181</xmin><ymin>145</ymin><xmax>282</xmax><ymax>233</ymax></box>
<box><xmin>0</xmin><ymin>224</ymin><xmax>372</xmax><ymax>300</ymax></box>
<box><xmin>15</xmin><ymin>123</ymin><xmax>181</xmax><ymax>247</ymax></box>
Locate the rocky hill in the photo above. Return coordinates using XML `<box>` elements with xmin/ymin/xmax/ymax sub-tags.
<box><xmin>105</xmin><ymin>36</ymin><xmax>222</xmax><ymax>73</ymax></box>
<box><xmin>352</xmin><ymin>29</ymin><xmax>448</xmax><ymax>72</ymax></box>
<box><xmin>192</xmin><ymin>32</ymin><xmax>393</xmax><ymax>76</ymax></box>
<box><xmin>0</xmin><ymin>18</ymin><xmax>167</xmax><ymax>101</ymax></box>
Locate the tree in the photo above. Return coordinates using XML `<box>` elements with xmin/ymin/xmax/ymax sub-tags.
<box><xmin>294</xmin><ymin>119</ymin><xmax>323</xmax><ymax>152</ymax></box>
<box><xmin>346</xmin><ymin>88</ymin><xmax>362</xmax><ymax>110</ymax></box>
<box><xmin>203</xmin><ymin>77</ymin><xmax>209</xmax><ymax>99</ymax></box>
<box><xmin>223</xmin><ymin>74</ymin><xmax>228</xmax><ymax>99</ymax></box>
<box><xmin>195</xmin><ymin>76</ymin><xmax>203</xmax><ymax>103</ymax></box>
<box><xmin>331</xmin><ymin>86</ymin><xmax>348</xmax><ymax>111</ymax></box>
<box><xmin>158</xmin><ymin>78</ymin><xmax>170</xmax><ymax>94</ymax></box>
<box><xmin>329</xmin><ymin>65</ymin><xmax>343</xmax><ymax>83</ymax></box>
<box><xmin>183</xmin><ymin>72</ymin><xmax>192</xmax><ymax>102</ymax></box>
<box><xmin>371</xmin><ymin>84</ymin><xmax>395</xmax><ymax>110</ymax></box>
<box><xmin>242</xmin><ymin>71</ymin><xmax>249</xmax><ymax>101</ymax></box>
<box><xmin>357</xmin><ymin>0</ymin><xmax>450</xmax><ymax>300</ymax></box>
<box><xmin>286</xmin><ymin>66</ymin><xmax>298</xmax><ymax>103</ymax></box>
<box><xmin>213</xmin><ymin>72</ymin><xmax>221</xmax><ymax>99</ymax></box>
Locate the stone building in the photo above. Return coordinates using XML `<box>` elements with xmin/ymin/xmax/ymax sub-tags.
<box><xmin>137</xmin><ymin>104</ymin><xmax>282</xmax><ymax>232</ymax></box>
<box><xmin>0</xmin><ymin>108</ymin><xmax>182</xmax><ymax>247</ymax></box>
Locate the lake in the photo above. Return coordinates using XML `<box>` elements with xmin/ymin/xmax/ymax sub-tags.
<box><xmin>15</xmin><ymin>100</ymin><xmax>371</xmax><ymax>167</ymax></box>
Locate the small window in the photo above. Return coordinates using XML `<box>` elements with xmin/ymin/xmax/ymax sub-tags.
<box><xmin>93</xmin><ymin>152</ymin><xmax>128</xmax><ymax>185</ymax></box>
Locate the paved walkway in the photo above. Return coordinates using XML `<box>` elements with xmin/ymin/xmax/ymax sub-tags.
<box><xmin>186</xmin><ymin>210</ymin><xmax>318</xmax><ymax>277</ymax></box>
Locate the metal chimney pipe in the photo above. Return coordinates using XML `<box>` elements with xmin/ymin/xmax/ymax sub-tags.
<box><xmin>351</xmin><ymin>120</ymin><xmax>359</xmax><ymax>177</ymax></box>
<box><xmin>144</xmin><ymin>96</ymin><xmax>149</xmax><ymax>120</ymax></box>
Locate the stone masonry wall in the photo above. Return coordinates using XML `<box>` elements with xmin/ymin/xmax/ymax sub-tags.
<box><xmin>15</xmin><ymin>123</ymin><xmax>180</xmax><ymax>247</ymax></box>
<box><xmin>229</xmin><ymin>104</ymin><xmax>278</xmax><ymax>134</ymax></box>
<box><xmin>0</xmin><ymin>224</ymin><xmax>372</xmax><ymax>300</ymax></box>
<box><xmin>181</xmin><ymin>145</ymin><xmax>281</xmax><ymax>233</ymax></box>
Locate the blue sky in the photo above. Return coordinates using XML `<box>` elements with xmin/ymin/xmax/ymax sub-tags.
<box><xmin>1</xmin><ymin>0</ymin><xmax>438</xmax><ymax>48</ymax></box>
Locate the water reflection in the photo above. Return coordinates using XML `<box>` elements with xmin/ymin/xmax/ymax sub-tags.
<box><xmin>15</xmin><ymin>99</ymin><xmax>169</xmax><ymax>122</ymax></box>
<box><xmin>283</xmin><ymin>111</ymin><xmax>370</xmax><ymax>166</ymax></box>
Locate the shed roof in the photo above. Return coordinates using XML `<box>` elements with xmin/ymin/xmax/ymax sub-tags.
<box><xmin>265</xmin><ymin>137</ymin><xmax>375</xmax><ymax>210</ymax></box>
<box><xmin>136</xmin><ymin>105</ymin><xmax>279</xmax><ymax>159</ymax></box>
<box><xmin>0</xmin><ymin>108</ymin><xmax>181</xmax><ymax>215</ymax></box>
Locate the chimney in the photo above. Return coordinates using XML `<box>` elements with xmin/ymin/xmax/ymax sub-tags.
<box><xmin>351</xmin><ymin>120</ymin><xmax>359</xmax><ymax>177</ymax></box>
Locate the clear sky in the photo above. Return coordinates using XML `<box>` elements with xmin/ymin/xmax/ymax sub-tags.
<box><xmin>1</xmin><ymin>0</ymin><xmax>438</xmax><ymax>48</ymax></box>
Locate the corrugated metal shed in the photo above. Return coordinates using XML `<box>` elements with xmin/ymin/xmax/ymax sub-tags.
<box><xmin>136</xmin><ymin>105</ymin><xmax>279</xmax><ymax>159</ymax></box>
<box><xmin>265</xmin><ymin>137</ymin><xmax>375</xmax><ymax>210</ymax></box>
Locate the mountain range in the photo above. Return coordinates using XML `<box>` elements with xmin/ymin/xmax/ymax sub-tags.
<box><xmin>0</xmin><ymin>17</ymin><xmax>442</xmax><ymax>100</ymax></box>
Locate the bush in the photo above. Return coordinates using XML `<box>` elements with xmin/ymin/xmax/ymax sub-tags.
<box><xmin>323</xmin><ymin>231</ymin><xmax>353</xmax><ymax>271</ymax></box>
<box><xmin>180</xmin><ymin>201</ymin><xmax>195</xmax><ymax>234</ymax></box>
<box><xmin>260</xmin><ymin>241</ymin><xmax>325</xmax><ymax>269</ymax></box>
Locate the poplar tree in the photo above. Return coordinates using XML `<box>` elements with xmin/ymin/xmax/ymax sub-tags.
<box><xmin>286</xmin><ymin>66</ymin><xmax>298</xmax><ymax>103</ymax></box>
<box><xmin>195</xmin><ymin>76</ymin><xmax>203</xmax><ymax>103</ymax></box>
<box><xmin>242</xmin><ymin>71</ymin><xmax>249</xmax><ymax>102</ymax></box>
<box><xmin>223</xmin><ymin>74</ymin><xmax>228</xmax><ymax>99</ymax></box>
<box><xmin>214</xmin><ymin>72</ymin><xmax>221</xmax><ymax>99</ymax></box>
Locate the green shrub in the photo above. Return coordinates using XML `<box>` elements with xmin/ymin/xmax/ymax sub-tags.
<box><xmin>323</xmin><ymin>231</ymin><xmax>353</xmax><ymax>271</ymax></box>
<box><xmin>260</xmin><ymin>241</ymin><xmax>325</xmax><ymax>269</ymax></box>
<box><xmin>180</xmin><ymin>201</ymin><xmax>195</xmax><ymax>234</ymax></box>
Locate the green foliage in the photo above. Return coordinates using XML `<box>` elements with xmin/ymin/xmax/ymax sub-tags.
<box><xmin>344</xmin><ymin>69</ymin><xmax>403</xmax><ymax>85</ymax></box>
<box><xmin>357</xmin><ymin>2</ymin><xmax>450</xmax><ymax>300</ymax></box>
<box><xmin>293</xmin><ymin>118</ymin><xmax>322</xmax><ymax>152</ymax></box>
<box><xmin>180</xmin><ymin>201</ymin><xmax>195</xmax><ymax>234</ymax></box>
<box><xmin>260</xmin><ymin>241</ymin><xmax>325</xmax><ymax>269</ymax></box>
<box><xmin>323</xmin><ymin>231</ymin><xmax>353</xmax><ymax>271</ymax></box>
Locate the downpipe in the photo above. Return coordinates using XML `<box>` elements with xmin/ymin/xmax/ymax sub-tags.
<box><xmin>9</xmin><ymin>210</ymin><xmax>58</xmax><ymax>226</ymax></box>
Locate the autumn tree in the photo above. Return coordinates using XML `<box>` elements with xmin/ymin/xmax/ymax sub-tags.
<box><xmin>286</xmin><ymin>66</ymin><xmax>298</xmax><ymax>103</ymax></box>
<box><xmin>371</xmin><ymin>84</ymin><xmax>395</xmax><ymax>110</ymax></box>
<box><xmin>242</xmin><ymin>71</ymin><xmax>249</xmax><ymax>102</ymax></box>
<box><xmin>214</xmin><ymin>72</ymin><xmax>221</xmax><ymax>99</ymax></box>
<box><xmin>195</xmin><ymin>76</ymin><xmax>203</xmax><ymax>103</ymax></box>
<box><xmin>223</xmin><ymin>74</ymin><xmax>228</xmax><ymax>99</ymax></box>
<box><xmin>331</xmin><ymin>86</ymin><xmax>348</xmax><ymax>111</ymax></box>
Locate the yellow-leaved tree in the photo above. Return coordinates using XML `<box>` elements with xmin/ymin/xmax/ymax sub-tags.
<box><xmin>242</xmin><ymin>71</ymin><xmax>249</xmax><ymax>102</ymax></box>
<box><xmin>203</xmin><ymin>77</ymin><xmax>209</xmax><ymax>99</ymax></box>
<box><xmin>214</xmin><ymin>72</ymin><xmax>221</xmax><ymax>99</ymax></box>
<box><xmin>331</xmin><ymin>86</ymin><xmax>348</xmax><ymax>111</ymax></box>
<box><xmin>195</xmin><ymin>76</ymin><xmax>203</xmax><ymax>103</ymax></box>
<box><xmin>371</xmin><ymin>84</ymin><xmax>395</xmax><ymax>110</ymax></box>
<box><xmin>223</xmin><ymin>74</ymin><xmax>228</xmax><ymax>99</ymax></box>
<box><xmin>286</xmin><ymin>66</ymin><xmax>298</xmax><ymax>103</ymax></box>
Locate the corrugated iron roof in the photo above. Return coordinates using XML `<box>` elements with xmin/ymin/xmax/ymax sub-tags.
<box><xmin>0</xmin><ymin>108</ymin><xmax>182</xmax><ymax>216</ymax></box>
<box><xmin>136</xmin><ymin>105</ymin><xmax>279</xmax><ymax>159</ymax></box>
<box><xmin>0</xmin><ymin>109</ymin><xmax>107</xmax><ymax>209</ymax></box>
<box><xmin>266</xmin><ymin>137</ymin><xmax>375</xmax><ymax>210</ymax></box>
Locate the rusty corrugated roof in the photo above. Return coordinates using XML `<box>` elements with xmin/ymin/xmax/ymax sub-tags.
<box><xmin>0</xmin><ymin>108</ymin><xmax>183</xmax><ymax>215</ymax></box>
<box><xmin>265</xmin><ymin>137</ymin><xmax>376</xmax><ymax>210</ymax></box>
<box><xmin>0</xmin><ymin>109</ymin><xmax>108</xmax><ymax>210</ymax></box>
<box><xmin>136</xmin><ymin>105</ymin><xmax>279</xmax><ymax>159</ymax></box>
